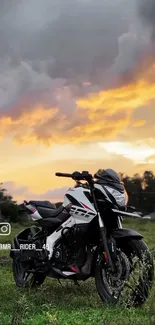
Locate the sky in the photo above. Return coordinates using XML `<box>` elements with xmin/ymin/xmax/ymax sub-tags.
<box><xmin>0</xmin><ymin>0</ymin><xmax>155</xmax><ymax>202</ymax></box>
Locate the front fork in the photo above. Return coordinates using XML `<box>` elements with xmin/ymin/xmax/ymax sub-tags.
<box><xmin>98</xmin><ymin>213</ymin><xmax>119</xmax><ymax>272</ymax></box>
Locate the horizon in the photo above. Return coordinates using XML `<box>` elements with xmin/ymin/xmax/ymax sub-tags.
<box><xmin>2</xmin><ymin>169</ymin><xmax>154</xmax><ymax>204</ymax></box>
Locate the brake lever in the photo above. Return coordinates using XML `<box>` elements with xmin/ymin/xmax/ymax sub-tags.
<box><xmin>81</xmin><ymin>171</ymin><xmax>93</xmax><ymax>182</ymax></box>
<box><xmin>72</xmin><ymin>171</ymin><xmax>83</xmax><ymax>180</ymax></box>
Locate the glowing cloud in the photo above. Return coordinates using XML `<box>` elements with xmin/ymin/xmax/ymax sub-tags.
<box><xmin>99</xmin><ymin>141</ymin><xmax>155</xmax><ymax>163</ymax></box>
<box><xmin>0</xmin><ymin>76</ymin><xmax>155</xmax><ymax>146</ymax></box>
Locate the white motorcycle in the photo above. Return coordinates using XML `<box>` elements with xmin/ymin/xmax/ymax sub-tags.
<box><xmin>10</xmin><ymin>169</ymin><xmax>154</xmax><ymax>306</ymax></box>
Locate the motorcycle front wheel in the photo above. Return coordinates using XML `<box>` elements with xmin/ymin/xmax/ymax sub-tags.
<box><xmin>95</xmin><ymin>239</ymin><xmax>154</xmax><ymax>307</ymax></box>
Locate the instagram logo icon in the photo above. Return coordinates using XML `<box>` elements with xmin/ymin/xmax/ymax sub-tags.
<box><xmin>0</xmin><ymin>223</ymin><xmax>11</xmax><ymax>236</ymax></box>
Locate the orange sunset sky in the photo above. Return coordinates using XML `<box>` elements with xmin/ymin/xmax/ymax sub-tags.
<box><xmin>0</xmin><ymin>0</ymin><xmax>155</xmax><ymax>202</ymax></box>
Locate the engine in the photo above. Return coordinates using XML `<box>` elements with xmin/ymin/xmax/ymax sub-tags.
<box><xmin>52</xmin><ymin>242</ymin><xmax>72</xmax><ymax>266</ymax></box>
<box><xmin>52</xmin><ymin>226</ymin><xmax>87</xmax><ymax>269</ymax></box>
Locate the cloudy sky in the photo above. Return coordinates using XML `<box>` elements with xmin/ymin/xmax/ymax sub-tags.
<box><xmin>0</xmin><ymin>0</ymin><xmax>155</xmax><ymax>202</ymax></box>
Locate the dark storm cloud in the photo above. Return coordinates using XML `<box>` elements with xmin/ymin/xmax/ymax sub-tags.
<box><xmin>0</xmin><ymin>0</ymin><xmax>149</xmax><ymax>112</ymax></box>
<box><xmin>137</xmin><ymin>0</ymin><xmax>155</xmax><ymax>41</ymax></box>
<box><xmin>0</xmin><ymin>0</ymin><xmax>130</xmax><ymax>61</ymax></box>
<box><xmin>108</xmin><ymin>23</ymin><xmax>151</xmax><ymax>85</ymax></box>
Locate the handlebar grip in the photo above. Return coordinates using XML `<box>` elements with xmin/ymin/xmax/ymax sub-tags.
<box><xmin>55</xmin><ymin>172</ymin><xmax>72</xmax><ymax>177</ymax></box>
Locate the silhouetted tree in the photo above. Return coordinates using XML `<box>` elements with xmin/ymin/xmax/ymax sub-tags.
<box><xmin>55</xmin><ymin>202</ymin><xmax>63</xmax><ymax>208</ymax></box>
<box><xmin>0</xmin><ymin>183</ymin><xmax>19</xmax><ymax>222</ymax></box>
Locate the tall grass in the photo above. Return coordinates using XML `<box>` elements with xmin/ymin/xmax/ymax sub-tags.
<box><xmin>0</xmin><ymin>219</ymin><xmax>154</xmax><ymax>325</ymax></box>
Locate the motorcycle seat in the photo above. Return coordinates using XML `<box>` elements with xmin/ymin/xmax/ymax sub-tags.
<box><xmin>37</xmin><ymin>205</ymin><xmax>64</xmax><ymax>218</ymax></box>
<box><xmin>29</xmin><ymin>200</ymin><xmax>56</xmax><ymax>209</ymax></box>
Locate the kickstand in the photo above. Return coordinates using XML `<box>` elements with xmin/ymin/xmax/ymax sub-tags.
<box><xmin>74</xmin><ymin>280</ymin><xmax>80</xmax><ymax>286</ymax></box>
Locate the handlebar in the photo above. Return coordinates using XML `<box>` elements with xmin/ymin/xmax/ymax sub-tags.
<box><xmin>55</xmin><ymin>171</ymin><xmax>93</xmax><ymax>183</ymax></box>
<box><xmin>55</xmin><ymin>172</ymin><xmax>73</xmax><ymax>178</ymax></box>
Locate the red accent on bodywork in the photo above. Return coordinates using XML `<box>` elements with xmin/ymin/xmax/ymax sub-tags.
<box><xmin>80</xmin><ymin>202</ymin><xmax>94</xmax><ymax>211</ymax></box>
<box><xmin>71</xmin><ymin>266</ymin><xmax>79</xmax><ymax>273</ymax></box>
<box><xmin>31</xmin><ymin>208</ymin><xmax>37</xmax><ymax>213</ymax></box>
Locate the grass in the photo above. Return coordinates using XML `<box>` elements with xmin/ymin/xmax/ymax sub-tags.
<box><xmin>0</xmin><ymin>219</ymin><xmax>155</xmax><ymax>325</ymax></box>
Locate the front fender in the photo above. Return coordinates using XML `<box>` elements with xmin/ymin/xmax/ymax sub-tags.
<box><xmin>111</xmin><ymin>228</ymin><xmax>143</xmax><ymax>240</ymax></box>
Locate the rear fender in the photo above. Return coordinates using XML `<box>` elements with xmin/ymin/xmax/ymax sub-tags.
<box><xmin>112</xmin><ymin>228</ymin><xmax>143</xmax><ymax>240</ymax></box>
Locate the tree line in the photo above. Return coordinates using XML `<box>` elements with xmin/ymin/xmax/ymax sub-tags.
<box><xmin>121</xmin><ymin>170</ymin><xmax>155</xmax><ymax>215</ymax></box>
<box><xmin>0</xmin><ymin>170</ymin><xmax>155</xmax><ymax>222</ymax></box>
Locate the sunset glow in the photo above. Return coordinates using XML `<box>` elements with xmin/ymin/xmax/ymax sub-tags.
<box><xmin>0</xmin><ymin>0</ymin><xmax>155</xmax><ymax>202</ymax></box>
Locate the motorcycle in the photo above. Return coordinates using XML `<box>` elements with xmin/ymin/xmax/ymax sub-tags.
<box><xmin>10</xmin><ymin>169</ymin><xmax>154</xmax><ymax>306</ymax></box>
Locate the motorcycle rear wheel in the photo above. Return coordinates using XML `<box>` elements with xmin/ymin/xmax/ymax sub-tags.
<box><xmin>95</xmin><ymin>239</ymin><xmax>154</xmax><ymax>307</ymax></box>
<box><xmin>12</xmin><ymin>258</ymin><xmax>46</xmax><ymax>288</ymax></box>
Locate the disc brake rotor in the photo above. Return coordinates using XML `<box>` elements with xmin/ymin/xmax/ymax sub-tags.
<box><xmin>102</xmin><ymin>251</ymin><xmax>131</xmax><ymax>295</ymax></box>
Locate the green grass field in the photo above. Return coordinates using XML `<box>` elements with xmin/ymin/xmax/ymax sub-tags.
<box><xmin>0</xmin><ymin>219</ymin><xmax>155</xmax><ymax>325</ymax></box>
